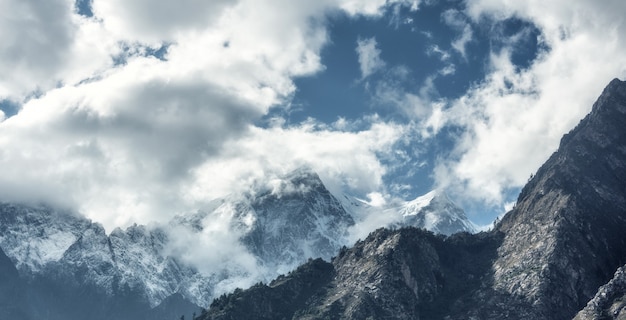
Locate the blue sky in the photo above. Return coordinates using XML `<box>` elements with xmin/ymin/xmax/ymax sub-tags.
<box><xmin>1</xmin><ymin>0</ymin><xmax>625</xmax><ymax>229</ymax></box>
<box><xmin>274</xmin><ymin>1</ymin><xmax>545</xmax><ymax>221</ymax></box>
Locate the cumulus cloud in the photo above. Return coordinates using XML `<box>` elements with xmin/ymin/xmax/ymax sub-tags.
<box><xmin>0</xmin><ymin>0</ymin><xmax>118</xmax><ymax>99</ymax></box>
<box><xmin>184</xmin><ymin>120</ymin><xmax>405</xmax><ymax>206</ymax></box>
<box><xmin>430</xmin><ymin>0</ymin><xmax>626</xmax><ymax>212</ymax></box>
<box><xmin>92</xmin><ymin>0</ymin><xmax>234</xmax><ymax>43</ymax></box>
<box><xmin>371</xmin><ymin>66</ymin><xmax>439</xmax><ymax>123</ymax></box>
<box><xmin>356</xmin><ymin>37</ymin><xmax>386</xmax><ymax>79</ymax></box>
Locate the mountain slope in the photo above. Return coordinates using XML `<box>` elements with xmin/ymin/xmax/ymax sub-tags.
<box><xmin>0</xmin><ymin>207</ymin><xmax>207</xmax><ymax>320</ymax></box>
<box><xmin>341</xmin><ymin>189</ymin><xmax>476</xmax><ymax>237</ymax></box>
<box><xmin>392</xmin><ymin>190</ymin><xmax>476</xmax><ymax>235</ymax></box>
<box><xmin>0</xmin><ymin>168</ymin><xmax>356</xmax><ymax>320</ymax></box>
<box><xmin>237</xmin><ymin>168</ymin><xmax>355</xmax><ymax>272</ymax></box>
<box><xmin>204</xmin><ymin>228</ymin><xmax>501</xmax><ymax>320</ymax></box>
<box><xmin>487</xmin><ymin>78</ymin><xmax>626</xmax><ymax>318</ymax></box>
<box><xmin>199</xmin><ymin>79</ymin><xmax>626</xmax><ymax>320</ymax></box>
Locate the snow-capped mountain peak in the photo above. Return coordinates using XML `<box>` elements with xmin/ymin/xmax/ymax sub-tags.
<box><xmin>395</xmin><ymin>190</ymin><xmax>477</xmax><ymax>235</ymax></box>
<box><xmin>341</xmin><ymin>189</ymin><xmax>476</xmax><ymax>236</ymax></box>
<box><xmin>400</xmin><ymin>189</ymin><xmax>440</xmax><ymax>214</ymax></box>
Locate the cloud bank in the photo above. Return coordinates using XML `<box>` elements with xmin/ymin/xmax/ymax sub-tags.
<box><xmin>0</xmin><ymin>0</ymin><xmax>416</xmax><ymax>230</ymax></box>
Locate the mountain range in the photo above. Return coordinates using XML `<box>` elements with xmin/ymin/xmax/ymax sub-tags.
<box><xmin>0</xmin><ymin>162</ymin><xmax>474</xmax><ymax>319</ymax></box>
<box><xmin>201</xmin><ymin>78</ymin><xmax>626</xmax><ymax>319</ymax></box>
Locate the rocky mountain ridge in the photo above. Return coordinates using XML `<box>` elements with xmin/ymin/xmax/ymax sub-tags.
<box><xmin>199</xmin><ymin>78</ymin><xmax>626</xmax><ymax>320</ymax></box>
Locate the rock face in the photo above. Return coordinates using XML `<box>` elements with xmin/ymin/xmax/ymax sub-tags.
<box><xmin>488</xmin><ymin>78</ymin><xmax>626</xmax><ymax>319</ymax></box>
<box><xmin>0</xmin><ymin>246</ymin><xmax>29</xmax><ymax>320</ymax></box>
<box><xmin>575</xmin><ymin>264</ymin><xmax>626</xmax><ymax>320</ymax></box>
<box><xmin>199</xmin><ymin>79</ymin><xmax>626</xmax><ymax>320</ymax></box>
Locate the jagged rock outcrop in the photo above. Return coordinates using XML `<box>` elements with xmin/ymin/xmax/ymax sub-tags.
<box><xmin>199</xmin><ymin>79</ymin><xmax>626</xmax><ymax>320</ymax></box>
<box><xmin>575</xmin><ymin>264</ymin><xmax>626</xmax><ymax>320</ymax></box>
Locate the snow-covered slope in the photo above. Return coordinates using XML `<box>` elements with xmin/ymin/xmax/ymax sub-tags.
<box><xmin>0</xmin><ymin>203</ymin><xmax>213</xmax><ymax>309</ymax></box>
<box><xmin>393</xmin><ymin>190</ymin><xmax>477</xmax><ymax>235</ymax></box>
<box><xmin>0</xmin><ymin>204</ymin><xmax>91</xmax><ymax>274</ymax></box>
<box><xmin>341</xmin><ymin>190</ymin><xmax>476</xmax><ymax>236</ymax></box>
<box><xmin>238</xmin><ymin>168</ymin><xmax>354</xmax><ymax>273</ymax></box>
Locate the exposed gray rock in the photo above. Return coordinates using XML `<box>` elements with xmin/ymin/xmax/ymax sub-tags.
<box><xmin>575</xmin><ymin>264</ymin><xmax>626</xmax><ymax>320</ymax></box>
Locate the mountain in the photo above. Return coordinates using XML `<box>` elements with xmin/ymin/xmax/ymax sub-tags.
<box><xmin>0</xmin><ymin>203</ymin><xmax>207</xmax><ymax>320</ymax></box>
<box><xmin>205</xmin><ymin>228</ymin><xmax>500</xmax><ymax>320</ymax></box>
<box><xmin>486</xmin><ymin>77</ymin><xmax>626</xmax><ymax>318</ymax></box>
<box><xmin>198</xmin><ymin>78</ymin><xmax>626</xmax><ymax>320</ymax></box>
<box><xmin>391</xmin><ymin>190</ymin><xmax>476</xmax><ymax>235</ymax></box>
<box><xmin>172</xmin><ymin>168</ymin><xmax>356</xmax><ymax>276</ymax></box>
<box><xmin>0</xmin><ymin>168</ymin><xmax>357</xmax><ymax>319</ymax></box>
<box><xmin>236</xmin><ymin>168</ymin><xmax>355</xmax><ymax>272</ymax></box>
<box><xmin>341</xmin><ymin>189</ymin><xmax>476</xmax><ymax>237</ymax></box>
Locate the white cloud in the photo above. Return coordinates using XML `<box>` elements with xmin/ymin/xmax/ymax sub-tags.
<box><xmin>426</xmin><ymin>45</ymin><xmax>456</xmax><ymax>76</ymax></box>
<box><xmin>0</xmin><ymin>0</ymin><xmax>118</xmax><ymax>100</ymax></box>
<box><xmin>184</xmin><ymin>120</ymin><xmax>405</xmax><ymax>206</ymax></box>
<box><xmin>372</xmin><ymin>66</ymin><xmax>439</xmax><ymax>122</ymax></box>
<box><xmin>441</xmin><ymin>9</ymin><xmax>473</xmax><ymax>59</ymax></box>
<box><xmin>356</xmin><ymin>37</ymin><xmax>386</xmax><ymax>79</ymax></box>
<box><xmin>0</xmin><ymin>0</ymin><xmax>411</xmax><ymax>232</ymax></box>
<box><xmin>430</xmin><ymin>0</ymin><xmax>626</xmax><ymax>211</ymax></box>
<box><xmin>91</xmin><ymin>0</ymin><xmax>235</xmax><ymax>43</ymax></box>
<box><xmin>341</xmin><ymin>0</ymin><xmax>406</xmax><ymax>16</ymax></box>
